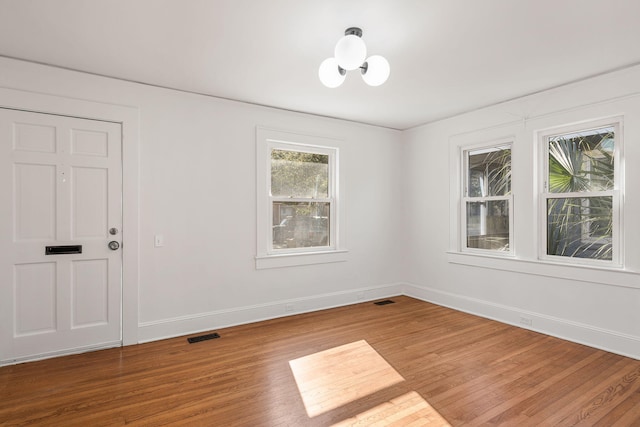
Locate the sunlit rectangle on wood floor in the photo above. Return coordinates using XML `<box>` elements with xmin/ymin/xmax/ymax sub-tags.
<box><xmin>289</xmin><ymin>340</ymin><xmax>404</xmax><ymax>417</ymax></box>
<box><xmin>332</xmin><ymin>391</ymin><xmax>452</xmax><ymax>427</ymax></box>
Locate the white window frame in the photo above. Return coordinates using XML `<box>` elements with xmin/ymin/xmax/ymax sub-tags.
<box><xmin>538</xmin><ymin>117</ymin><xmax>623</xmax><ymax>267</ymax></box>
<box><xmin>460</xmin><ymin>140</ymin><xmax>514</xmax><ymax>256</ymax></box>
<box><xmin>256</xmin><ymin>127</ymin><xmax>347</xmax><ymax>269</ymax></box>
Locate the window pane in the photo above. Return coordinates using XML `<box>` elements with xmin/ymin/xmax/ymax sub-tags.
<box><xmin>547</xmin><ymin>196</ymin><xmax>612</xmax><ymax>260</ymax></box>
<box><xmin>548</xmin><ymin>126</ymin><xmax>614</xmax><ymax>193</ymax></box>
<box><xmin>272</xmin><ymin>202</ymin><xmax>330</xmax><ymax>249</ymax></box>
<box><xmin>466</xmin><ymin>200</ymin><xmax>509</xmax><ymax>251</ymax></box>
<box><xmin>467</xmin><ymin>146</ymin><xmax>511</xmax><ymax>197</ymax></box>
<box><xmin>271</xmin><ymin>149</ymin><xmax>329</xmax><ymax>198</ymax></box>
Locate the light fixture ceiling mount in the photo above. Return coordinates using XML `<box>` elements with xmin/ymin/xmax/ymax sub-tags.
<box><xmin>319</xmin><ymin>27</ymin><xmax>390</xmax><ymax>88</ymax></box>
<box><xmin>343</xmin><ymin>27</ymin><xmax>362</xmax><ymax>38</ymax></box>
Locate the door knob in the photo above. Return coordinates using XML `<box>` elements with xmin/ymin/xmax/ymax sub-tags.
<box><xmin>108</xmin><ymin>241</ymin><xmax>120</xmax><ymax>250</ymax></box>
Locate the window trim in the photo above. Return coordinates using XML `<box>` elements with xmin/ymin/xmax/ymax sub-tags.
<box><xmin>460</xmin><ymin>139</ymin><xmax>514</xmax><ymax>256</ymax></box>
<box><xmin>537</xmin><ymin>117</ymin><xmax>624</xmax><ymax>267</ymax></box>
<box><xmin>447</xmin><ymin>251</ymin><xmax>638</xmax><ymax>289</ymax></box>
<box><xmin>256</xmin><ymin>127</ymin><xmax>347</xmax><ymax>269</ymax></box>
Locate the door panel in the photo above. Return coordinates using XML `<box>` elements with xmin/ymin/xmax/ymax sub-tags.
<box><xmin>15</xmin><ymin>163</ymin><xmax>57</xmax><ymax>240</ymax></box>
<box><xmin>72</xmin><ymin>166</ymin><xmax>108</xmax><ymax>239</ymax></box>
<box><xmin>71</xmin><ymin>128</ymin><xmax>109</xmax><ymax>157</ymax></box>
<box><xmin>14</xmin><ymin>262</ymin><xmax>57</xmax><ymax>336</ymax></box>
<box><xmin>14</xmin><ymin>122</ymin><xmax>57</xmax><ymax>153</ymax></box>
<box><xmin>72</xmin><ymin>259</ymin><xmax>109</xmax><ymax>328</ymax></box>
<box><xmin>1</xmin><ymin>108</ymin><xmax>122</xmax><ymax>364</ymax></box>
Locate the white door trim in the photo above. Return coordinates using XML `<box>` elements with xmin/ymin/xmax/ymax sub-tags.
<box><xmin>0</xmin><ymin>87</ymin><xmax>140</xmax><ymax>346</ymax></box>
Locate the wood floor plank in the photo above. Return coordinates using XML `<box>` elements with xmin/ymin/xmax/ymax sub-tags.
<box><xmin>521</xmin><ymin>355</ymin><xmax>633</xmax><ymax>425</ymax></box>
<box><xmin>568</xmin><ymin>366</ymin><xmax>640</xmax><ymax>426</ymax></box>
<box><xmin>1</xmin><ymin>296</ymin><xmax>639</xmax><ymax>426</ymax></box>
<box><xmin>605</xmin><ymin>388</ymin><xmax>640</xmax><ymax>427</ymax></box>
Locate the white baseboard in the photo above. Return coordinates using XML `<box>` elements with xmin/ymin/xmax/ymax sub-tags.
<box><xmin>138</xmin><ymin>283</ymin><xmax>404</xmax><ymax>343</ymax></box>
<box><xmin>402</xmin><ymin>282</ymin><xmax>640</xmax><ymax>360</ymax></box>
<box><xmin>138</xmin><ymin>281</ymin><xmax>639</xmax><ymax>360</ymax></box>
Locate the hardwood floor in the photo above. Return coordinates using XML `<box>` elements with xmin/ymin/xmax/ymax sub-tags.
<box><xmin>1</xmin><ymin>296</ymin><xmax>639</xmax><ymax>426</ymax></box>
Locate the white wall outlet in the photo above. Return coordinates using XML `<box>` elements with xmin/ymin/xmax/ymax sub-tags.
<box><xmin>285</xmin><ymin>304</ymin><xmax>294</xmax><ymax>313</ymax></box>
<box><xmin>154</xmin><ymin>234</ymin><xmax>164</xmax><ymax>247</ymax></box>
<box><xmin>519</xmin><ymin>316</ymin><xmax>533</xmax><ymax>327</ymax></box>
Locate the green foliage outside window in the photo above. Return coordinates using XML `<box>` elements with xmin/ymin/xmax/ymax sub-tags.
<box><xmin>546</xmin><ymin>127</ymin><xmax>615</xmax><ymax>260</ymax></box>
<box><xmin>271</xmin><ymin>150</ymin><xmax>328</xmax><ymax>198</ymax></box>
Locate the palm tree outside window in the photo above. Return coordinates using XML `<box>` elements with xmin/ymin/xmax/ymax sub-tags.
<box><xmin>541</xmin><ymin>121</ymin><xmax>622</xmax><ymax>265</ymax></box>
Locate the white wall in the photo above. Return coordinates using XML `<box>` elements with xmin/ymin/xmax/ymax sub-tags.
<box><xmin>0</xmin><ymin>57</ymin><xmax>404</xmax><ymax>343</ymax></box>
<box><xmin>1</xmin><ymin>56</ymin><xmax>638</xmax><ymax>359</ymax></box>
<box><xmin>402</xmin><ymin>65</ymin><xmax>640</xmax><ymax>359</ymax></box>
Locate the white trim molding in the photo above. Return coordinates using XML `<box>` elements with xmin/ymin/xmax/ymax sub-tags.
<box><xmin>138</xmin><ymin>283</ymin><xmax>403</xmax><ymax>343</ymax></box>
<box><xmin>403</xmin><ymin>282</ymin><xmax>640</xmax><ymax>360</ymax></box>
<box><xmin>447</xmin><ymin>251</ymin><xmax>639</xmax><ymax>289</ymax></box>
<box><xmin>139</xmin><ymin>279</ymin><xmax>640</xmax><ymax>360</ymax></box>
<box><xmin>0</xmin><ymin>87</ymin><xmax>141</xmax><ymax>346</ymax></box>
<box><xmin>256</xmin><ymin>126</ymin><xmax>348</xmax><ymax>269</ymax></box>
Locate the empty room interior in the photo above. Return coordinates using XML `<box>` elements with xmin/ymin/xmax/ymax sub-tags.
<box><xmin>1</xmin><ymin>1</ymin><xmax>640</xmax><ymax>426</ymax></box>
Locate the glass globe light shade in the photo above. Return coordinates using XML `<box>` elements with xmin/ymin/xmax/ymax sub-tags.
<box><xmin>334</xmin><ymin>35</ymin><xmax>367</xmax><ymax>71</ymax></box>
<box><xmin>361</xmin><ymin>55</ymin><xmax>390</xmax><ymax>86</ymax></box>
<box><xmin>318</xmin><ymin>58</ymin><xmax>346</xmax><ymax>88</ymax></box>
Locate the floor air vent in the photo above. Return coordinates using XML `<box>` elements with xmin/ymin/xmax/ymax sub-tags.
<box><xmin>187</xmin><ymin>332</ymin><xmax>220</xmax><ymax>344</ymax></box>
<box><xmin>374</xmin><ymin>299</ymin><xmax>395</xmax><ymax>306</ymax></box>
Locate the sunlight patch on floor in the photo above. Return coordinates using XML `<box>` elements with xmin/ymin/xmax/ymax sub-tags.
<box><xmin>331</xmin><ymin>391</ymin><xmax>452</xmax><ymax>426</ymax></box>
<box><xmin>289</xmin><ymin>340</ymin><xmax>405</xmax><ymax>417</ymax></box>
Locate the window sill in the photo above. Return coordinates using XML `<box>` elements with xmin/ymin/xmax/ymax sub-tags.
<box><xmin>256</xmin><ymin>249</ymin><xmax>348</xmax><ymax>269</ymax></box>
<box><xmin>447</xmin><ymin>251</ymin><xmax>639</xmax><ymax>289</ymax></box>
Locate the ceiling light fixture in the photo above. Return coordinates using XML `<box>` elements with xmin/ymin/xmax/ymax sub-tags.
<box><xmin>319</xmin><ymin>27</ymin><xmax>390</xmax><ymax>88</ymax></box>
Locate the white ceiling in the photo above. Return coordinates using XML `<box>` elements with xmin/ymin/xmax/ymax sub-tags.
<box><xmin>1</xmin><ymin>0</ymin><xmax>640</xmax><ymax>130</ymax></box>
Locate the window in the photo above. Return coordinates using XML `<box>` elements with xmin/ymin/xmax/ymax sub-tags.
<box><xmin>256</xmin><ymin>128</ymin><xmax>345</xmax><ymax>269</ymax></box>
<box><xmin>540</xmin><ymin>120</ymin><xmax>622</xmax><ymax>265</ymax></box>
<box><xmin>270</xmin><ymin>148</ymin><xmax>333</xmax><ymax>251</ymax></box>
<box><xmin>462</xmin><ymin>142</ymin><xmax>512</xmax><ymax>253</ymax></box>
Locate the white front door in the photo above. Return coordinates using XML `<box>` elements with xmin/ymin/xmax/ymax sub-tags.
<box><xmin>0</xmin><ymin>108</ymin><xmax>122</xmax><ymax>364</ymax></box>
